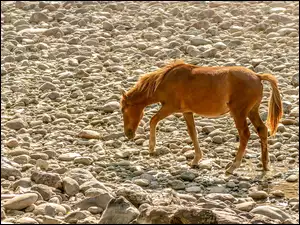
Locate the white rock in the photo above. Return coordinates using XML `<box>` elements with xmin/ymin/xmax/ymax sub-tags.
<box><xmin>3</xmin><ymin>193</ymin><xmax>38</xmax><ymax>210</ymax></box>
<box><xmin>102</xmin><ymin>101</ymin><xmax>120</xmax><ymax>113</ymax></box>
<box><xmin>58</xmin><ymin>153</ymin><xmax>81</xmax><ymax>161</ymax></box>
<box><xmin>190</xmin><ymin>36</ymin><xmax>212</xmax><ymax>46</ymax></box>
<box><xmin>286</xmin><ymin>174</ymin><xmax>298</xmax><ymax>182</ymax></box>
<box><xmin>213</xmin><ymin>42</ymin><xmax>227</xmax><ymax>50</ymax></box>
<box><xmin>185</xmin><ymin>186</ymin><xmax>202</xmax><ymax>193</ymax></box>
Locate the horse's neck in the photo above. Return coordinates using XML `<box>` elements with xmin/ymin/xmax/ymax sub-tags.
<box><xmin>128</xmin><ymin>90</ymin><xmax>156</xmax><ymax>107</ymax></box>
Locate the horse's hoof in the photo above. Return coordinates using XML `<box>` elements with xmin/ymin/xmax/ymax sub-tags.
<box><xmin>188</xmin><ymin>161</ymin><xmax>200</xmax><ymax>169</ymax></box>
<box><xmin>191</xmin><ymin>164</ymin><xmax>200</xmax><ymax>169</ymax></box>
<box><xmin>225</xmin><ymin>168</ymin><xmax>234</xmax><ymax>175</ymax></box>
<box><xmin>225</xmin><ymin>163</ymin><xmax>236</xmax><ymax>175</ymax></box>
<box><xmin>149</xmin><ymin>152</ymin><xmax>158</xmax><ymax>157</ymax></box>
<box><xmin>225</xmin><ymin>161</ymin><xmax>233</xmax><ymax>170</ymax></box>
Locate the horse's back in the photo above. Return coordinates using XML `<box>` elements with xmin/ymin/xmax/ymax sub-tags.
<box><xmin>156</xmin><ymin>64</ymin><xmax>263</xmax><ymax>116</ymax></box>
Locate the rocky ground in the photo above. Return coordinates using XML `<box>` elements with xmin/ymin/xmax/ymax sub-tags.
<box><xmin>1</xmin><ymin>1</ymin><xmax>299</xmax><ymax>224</ymax></box>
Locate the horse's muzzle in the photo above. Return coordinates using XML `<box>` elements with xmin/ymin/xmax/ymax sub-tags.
<box><xmin>125</xmin><ymin>129</ymin><xmax>135</xmax><ymax>140</ymax></box>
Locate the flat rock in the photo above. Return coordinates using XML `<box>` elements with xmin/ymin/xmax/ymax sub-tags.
<box><xmin>16</xmin><ymin>217</ymin><xmax>39</xmax><ymax>224</ymax></box>
<box><xmin>3</xmin><ymin>193</ymin><xmax>38</xmax><ymax>210</ymax></box>
<box><xmin>250</xmin><ymin>205</ymin><xmax>290</xmax><ymax>222</ymax></box>
<box><xmin>185</xmin><ymin>186</ymin><xmax>202</xmax><ymax>193</ymax></box>
<box><xmin>77</xmin><ymin>130</ymin><xmax>100</xmax><ymax>139</ymax></box>
<box><xmin>31</xmin><ymin>171</ymin><xmax>62</xmax><ymax>189</ymax></box>
<box><xmin>206</xmin><ymin>193</ymin><xmax>236</xmax><ymax>203</ymax></box>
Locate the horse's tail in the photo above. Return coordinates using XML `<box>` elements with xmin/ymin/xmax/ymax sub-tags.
<box><xmin>257</xmin><ymin>73</ymin><xmax>283</xmax><ymax>136</ymax></box>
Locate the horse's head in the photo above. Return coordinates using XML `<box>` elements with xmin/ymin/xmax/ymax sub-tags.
<box><xmin>120</xmin><ymin>89</ymin><xmax>144</xmax><ymax>139</ymax></box>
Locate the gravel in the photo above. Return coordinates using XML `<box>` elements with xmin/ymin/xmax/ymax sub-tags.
<box><xmin>1</xmin><ymin>1</ymin><xmax>299</xmax><ymax>224</ymax></box>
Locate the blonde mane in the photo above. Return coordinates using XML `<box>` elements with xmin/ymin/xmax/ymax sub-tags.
<box><xmin>128</xmin><ymin>59</ymin><xmax>185</xmax><ymax>98</ymax></box>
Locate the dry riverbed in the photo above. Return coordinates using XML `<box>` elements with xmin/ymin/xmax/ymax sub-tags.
<box><xmin>1</xmin><ymin>1</ymin><xmax>299</xmax><ymax>224</ymax></box>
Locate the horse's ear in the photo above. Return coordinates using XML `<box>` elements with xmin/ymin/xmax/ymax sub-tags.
<box><xmin>121</xmin><ymin>88</ymin><xmax>127</xmax><ymax>98</ymax></box>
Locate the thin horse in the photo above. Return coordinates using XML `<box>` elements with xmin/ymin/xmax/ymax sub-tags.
<box><xmin>120</xmin><ymin>60</ymin><xmax>283</xmax><ymax>174</ymax></box>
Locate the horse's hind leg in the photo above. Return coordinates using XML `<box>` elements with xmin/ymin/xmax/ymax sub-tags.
<box><xmin>226</xmin><ymin>107</ymin><xmax>250</xmax><ymax>174</ymax></box>
<box><xmin>248</xmin><ymin>105</ymin><xmax>270</xmax><ymax>171</ymax></box>
<box><xmin>183</xmin><ymin>112</ymin><xmax>203</xmax><ymax>167</ymax></box>
<box><xmin>149</xmin><ymin>105</ymin><xmax>173</xmax><ymax>155</ymax></box>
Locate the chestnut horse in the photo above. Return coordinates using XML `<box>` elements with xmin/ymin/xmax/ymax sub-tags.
<box><xmin>120</xmin><ymin>60</ymin><xmax>282</xmax><ymax>174</ymax></box>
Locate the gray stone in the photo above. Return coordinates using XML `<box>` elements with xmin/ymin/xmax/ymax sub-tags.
<box><xmin>99</xmin><ymin>196</ymin><xmax>139</xmax><ymax>224</ymax></box>
<box><xmin>29</xmin><ymin>12</ymin><xmax>49</xmax><ymax>23</ymax></box>
<box><xmin>6</xmin><ymin>118</ymin><xmax>28</xmax><ymax>130</ymax></box>
<box><xmin>103</xmin><ymin>21</ymin><xmax>114</xmax><ymax>31</ymax></box>
<box><xmin>34</xmin><ymin>203</ymin><xmax>66</xmax><ymax>216</ymax></box>
<box><xmin>39</xmin><ymin>82</ymin><xmax>56</xmax><ymax>91</ymax></box>
<box><xmin>115</xmin><ymin>184</ymin><xmax>151</xmax><ymax>208</ymax></box>
<box><xmin>64</xmin><ymin>211</ymin><xmax>89</xmax><ymax>224</ymax></box>
<box><xmin>74</xmin><ymin>157</ymin><xmax>93</xmax><ymax>165</ymax></box>
<box><xmin>190</xmin><ymin>36</ymin><xmax>212</xmax><ymax>46</ymax></box>
<box><xmin>180</xmin><ymin>171</ymin><xmax>196</xmax><ymax>181</ymax></box>
<box><xmin>291</xmin><ymin>73</ymin><xmax>299</xmax><ymax>87</ymax></box>
<box><xmin>169</xmin><ymin>180</ymin><xmax>185</xmax><ymax>190</ymax></box>
<box><xmin>63</xmin><ymin>177</ymin><xmax>80</xmax><ymax>196</ymax></box>
<box><xmin>80</xmin><ymin>180</ymin><xmax>109</xmax><ymax>193</ymax></box>
<box><xmin>73</xmin><ymin>193</ymin><xmax>114</xmax><ymax>210</ymax></box>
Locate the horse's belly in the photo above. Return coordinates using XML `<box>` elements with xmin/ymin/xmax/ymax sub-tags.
<box><xmin>193</xmin><ymin>106</ymin><xmax>229</xmax><ymax>118</ymax></box>
<box><xmin>180</xmin><ymin>98</ymin><xmax>230</xmax><ymax>117</ymax></box>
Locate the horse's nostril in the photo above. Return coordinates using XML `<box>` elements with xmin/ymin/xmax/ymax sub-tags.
<box><xmin>126</xmin><ymin>129</ymin><xmax>133</xmax><ymax>138</ymax></box>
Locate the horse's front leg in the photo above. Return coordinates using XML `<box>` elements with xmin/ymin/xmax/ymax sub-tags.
<box><xmin>149</xmin><ymin>105</ymin><xmax>173</xmax><ymax>156</ymax></box>
<box><xmin>183</xmin><ymin>112</ymin><xmax>203</xmax><ymax>168</ymax></box>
